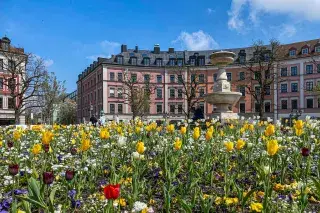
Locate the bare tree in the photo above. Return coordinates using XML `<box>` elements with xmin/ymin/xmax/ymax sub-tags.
<box><xmin>122</xmin><ymin>69</ymin><xmax>155</xmax><ymax>119</ymax></box>
<box><xmin>237</xmin><ymin>39</ymin><xmax>284</xmax><ymax>119</ymax></box>
<box><xmin>2</xmin><ymin>51</ymin><xmax>47</xmax><ymax>124</ymax></box>
<box><xmin>171</xmin><ymin>66</ymin><xmax>204</xmax><ymax>119</ymax></box>
<box><xmin>57</xmin><ymin>99</ymin><xmax>76</xmax><ymax>125</ymax></box>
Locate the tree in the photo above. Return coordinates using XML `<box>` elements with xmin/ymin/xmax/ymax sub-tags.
<box><xmin>1</xmin><ymin>52</ymin><xmax>47</xmax><ymax>124</ymax></box>
<box><xmin>122</xmin><ymin>69</ymin><xmax>155</xmax><ymax>119</ymax></box>
<box><xmin>56</xmin><ymin>99</ymin><xmax>76</xmax><ymax>125</ymax></box>
<box><xmin>237</xmin><ymin>39</ymin><xmax>284</xmax><ymax>119</ymax></box>
<box><xmin>171</xmin><ymin>66</ymin><xmax>204</xmax><ymax>119</ymax></box>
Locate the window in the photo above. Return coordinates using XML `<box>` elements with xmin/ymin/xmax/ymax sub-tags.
<box><xmin>280</xmin><ymin>84</ymin><xmax>287</xmax><ymax>93</ymax></box>
<box><xmin>178</xmin><ymin>105</ymin><xmax>183</xmax><ymax>114</ymax></box>
<box><xmin>117</xmin><ymin>88</ymin><xmax>123</xmax><ymax>98</ymax></box>
<box><xmin>265</xmin><ymin>102</ymin><xmax>271</xmax><ymax>112</ymax></box>
<box><xmin>306</xmin><ymin>82</ymin><xmax>313</xmax><ymax>91</ymax></box>
<box><xmin>189</xmin><ymin>58</ymin><xmax>195</xmax><ymax>66</ymax></box>
<box><xmin>144</xmin><ymin>74</ymin><xmax>150</xmax><ymax>83</ymax></box>
<box><xmin>0</xmin><ymin>78</ymin><xmax>3</xmax><ymax>89</ymax></box>
<box><xmin>281</xmin><ymin>68</ymin><xmax>287</xmax><ymax>77</ymax></box>
<box><xmin>178</xmin><ymin>89</ymin><xmax>183</xmax><ymax>98</ymax></box>
<box><xmin>281</xmin><ymin>100</ymin><xmax>288</xmax><ymax>109</ymax></box>
<box><xmin>170</xmin><ymin>105</ymin><xmax>175</xmax><ymax>114</ymax></box>
<box><xmin>291</xmin><ymin>66</ymin><xmax>298</xmax><ymax>76</ymax></box>
<box><xmin>130</xmin><ymin>57</ymin><xmax>137</xmax><ymax>65</ymax></box>
<box><xmin>239</xmin><ymin>103</ymin><xmax>245</xmax><ymax>113</ymax></box>
<box><xmin>265</xmin><ymin>86</ymin><xmax>271</xmax><ymax>95</ymax></box>
<box><xmin>170</xmin><ymin>75</ymin><xmax>175</xmax><ymax>83</ymax></box>
<box><xmin>110</xmin><ymin>72</ymin><xmax>115</xmax><ymax>81</ymax></box>
<box><xmin>315</xmin><ymin>46</ymin><xmax>320</xmax><ymax>53</ymax></box>
<box><xmin>178</xmin><ymin>75</ymin><xmax>183</xmax><ymax>84</ymax></box>
<box><xmin>239</xmin><ymin>86</ymin><xmax>245</xmax><ymax>96</ymax></box>
<box><xmin>239</xmin><ymin>55</ymin><xmax>245</xmax><ymax>64</ymax></box>
<box><xmin>8</xmin><ymin>97</ymin><xmax>15</xmax><ymax>109</ymax></box>
<box><xmin>255</xmin><ymin>86</ymin><xmax>261</xmax><ymax>96</ymax></box>
<box><xmin>156</xmin><ymin>59</ymin><xmax>162</xmax><ymax>67</ymax></box>
<box><xmin>227</xmin><ymin>73</ymin><xmax>232</xmax><ymax>81</ymax></box>
<box><xmin>306</xmin><ymin>98</ymin><xmax>313</xmax><ymax>108</ymax></box>
<box><xmin>302</xmin><ymin>48</ymin><xmax>309</xmax><ymax>55</ymax></box>
<box><xmin>255</xmin><ymin>103</ymin><xmax>260</xmax><ymax>112</ymax></box>
<box><xmin>118</xmin><ymin>104</ymin><xmax>123</xmax><ymax>114</ymax></box>
<box><xmin>157</xmin><ymin>105</ymin><xmax>162</xmax><ymax>114</ymax></box>
<box><xmin>291</xmin><ymin>83</ymin><xmax>298</xmax><ymax>92</ymax></box>
<box><xmin>110</xmin><ymin>104</ymin><xmax>115</xmax><ymax>113</ymax></box>
<box><xmin>169</xmin><ymin>59</ymin><xmax>175</xmax><ymax>66</ymax></box>
<box><xmin>199</xmin><ymin>74</ymin><xmax>205</xmax><ymax>83</ymax></box>
<box><xmin>156</xmin><ymin>75</ymin><xmax>162</xmax><ymax>83</ymax></box>
<box><xmin>291</xmin><ymin>99</ymin><xmax>298</xmax><ymax>110</ymax></box>
<box><xmin>254</xmin><ymin>72</ymin><xmax>261</xmax><ymax>80</ymax></box>
<box><xmin>143</xmin><ymin>58</ymin><xmax>150</xmax><ymax>66</ymax></box>
<box><xmin>118</xmin><ymin>73</ymin><xmax>123</xmax><ymax>82</ymax></box>
<box><xmin>170</xmin><ymin>88</ymin><xmax>175</xmax><ymax>98</ymax></box>
<box><xmin>110</xmin><ymin>88</ymin><xmax>115</xmax><ymax>97</ymax></box>
<box><xmin>0</xmin><ymin>59</ymin><xmax>3</xmax><ymax>70</ymax></box>
<box><xmin>8</xmin><ymin>79</ymin><xmax>15</xmax><ymax>92</ymax></box>
<box><xmin>177</xmin><ymin>59</ymin><xmax>183</xmax><ymax>66</ymax></box>
<box><xmin>289</xmin><ymin>49</ymin><xmax>296</xmax><ymax>56</ymax></box>
<box><xmin>199</xmin><ymin>88</ymin><xmax>205</xmax><ymax>97</ymax></box>
<box><xmin>8</xmin><ymin>60</ymin><xmax>15</xmax><ymax>70</ymax></box>
<box><xmin>239</xmin><ymin>72</ymin><xmax>245</xmax><ymax>80</ymax></box>
<box><xmin>306</xmin><ymin>65</ymin><xmax>313</xmax><ymax>74</ymax></box>
<box><xmin>198</xmin><ymin>57</ymin><xmax>205</xmax><ymax>66</ymax></box>
<box><xmin>213</xmin><ymin>74</ymin><xmax>217</xmax><ymax>82</ymax></box>
<box><xmin>156</xmin><ymin>88</ymin><xmax>162</xmax><ymax>98</ymax></box>
<box><xmin>199</xmin><ymin>103</ymin><xmax>204</xmax><ymax>113</ymax></box>
<box><xmin>0</xmin><ymin>97</ymin><xmax>2</xmax><ymax>108</ymax></box>
<box><xmin>117</xmin><ymin>56</ymin><xmax>123</xmax><ymax>64</ymax></box>
<box><xmin>131</xmin><ymin>74</ymin><xmax>137</xmax><ymax>82</ymax></box>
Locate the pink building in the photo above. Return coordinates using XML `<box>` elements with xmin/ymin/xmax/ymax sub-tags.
<box><xmin>77</xmin><ymin>40</ymin><xmax>320</xmax><ymax>123</ymax></box>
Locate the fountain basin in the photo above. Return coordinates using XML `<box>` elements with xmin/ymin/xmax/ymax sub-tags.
<box><xmin>210</xmin><ymin>51</ymin><xmax>236</xmax><ymax>66</ymax></box>
<box><xmin>205</xmin><ymin>92</ymin><xmax>242</xmax><ymax>106</ymax></box>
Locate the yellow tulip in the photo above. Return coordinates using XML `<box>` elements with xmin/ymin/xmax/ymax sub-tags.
<box><xmin>193</xmin><ymin>127</ymin><xmax>200</xmax><ymax>140</ymax></box>
<box><xmin>295</xmin><ymin>128</ymin><xmax>303</xmax><ymax>136</ymax></box>
<box><xmin>220</xmin><ymin>130</ymin><xmax>224</xmax><ymax>137</ymax></box>
<box><xmin>229</xmin><ymin>124</ymin><xmax>234</xmax><ymax>129</ymax></box>
<box><xmin>136</xmin><ymin>141</ymin><xmax>145</xmax><ymax>154</ymax></box>
<box><xmin>205</xmin><ymin>130</ymin><xmax>213</xmax><ymax>141</ymax></box>
<box><xmin>294</xmin><ymin>120</ymin><xmax>304</xmax><ymax>129</ymax></box>
<box><xmin>180</xmin><ymin>126</ymin><xmax>187</xmax><ymax>135</ymax></box>
<box><xmin>224</xmin><ymin>141</ymin><xmax>234</xmax><ymax>152</ymax></box>
<box><xmin>166</xmin><ymin>124</ymin><xmax>175</xmax><ymax>133</ymax></box>
<box><xmin>174</xmin><ymin>138</ymin><xmax>182</xmax><ymax>150</ymax></box>
<box><xmin>250</xmin><ymin>202</ymin><xmax>263</xmax><ymax>212</ymax></box>
<box><xmin>135</xmin><ymin>127</ymin><xmax>141</xmax><ymax>134</ymax></box>
<box><xmin>80</xmin><ymin>138</ymin><xmax>91</xmax><ymax>151</ymax></box>
<box><xmin>248</xmin><ymin>124</ymin><xmax>254</xmax><ymax>131</ymax></box>
<box><xmin>264</xmin><ymin>124</ymin><xmax>275</xmax><ymax>136</ymax></box>
<box><xmin>13</xmin><ymin>130</ymin><xmax>22</xmax><ymax>141</ymax></box>
<box><xmin>236</xmin><ymin>139</ymin><xmax>245</xmax><ymax>150</ymax></box>
<box><xmin>42</xmin><ymin>131</ymin><xmax>54</xmax><ymax>145</ymax></box>
<box><xmin>267</xmin><ymin>139</ymin><xmax>279</xmax><ymax>156</ymax></box>
<box><xmin>32</xmin><ymin>144</ymin><xmax>42</xmax><ymax>155</ymax></box>
<box><xmin>100</xmin><ymin>129</ymin><xmax>110</xmax><ymax>139</ymax></box>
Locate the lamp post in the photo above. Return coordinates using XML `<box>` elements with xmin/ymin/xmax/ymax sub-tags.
<box><xmin>289</xmin><ymin>109</ymin><xmax>302</xmax><ymax>126</ymax></box>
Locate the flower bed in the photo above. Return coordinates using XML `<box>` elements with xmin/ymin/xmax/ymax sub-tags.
<box><xmin>0</xmin><ymin>118</ymin><xmax>320</xmax><ymax>212</ymax></box>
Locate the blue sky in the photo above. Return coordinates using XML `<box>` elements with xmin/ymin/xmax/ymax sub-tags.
<box><xmin>1</xmin><ymin>0</ymin><xmax>320</xmax><ymax>92</ymax></box>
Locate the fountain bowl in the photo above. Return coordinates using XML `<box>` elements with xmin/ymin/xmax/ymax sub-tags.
<box><xmin>205</xmin><ymin>92</ymin><xmax>242</xmax><ymax>109</ymax></box>
<box><xmin>210</xmin><ymin>51</ymin><xmax>236</xmax><ymax>66</ymax></box>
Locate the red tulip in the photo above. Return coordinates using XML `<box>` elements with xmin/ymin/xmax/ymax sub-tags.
<box><xmin>8</xmin><ymin>164</ymin><xmax>19</xmax><ymax>176</ymax></box>
<box><xmin>7</xmin><ymin>141</ymin><xmax>14</xmax><ymax>148</ymax></box>
<box><xmin>301</xmin><ymin>147</ymin><xmax>310</xmax><ymax>157</ymax></box>
<box><xmin>103</xmin><ymin>184</ymin><xmax>120</xmax><ymax>200</ymax></box>
<box><xmin>65</xmin><ymin>170</ymin><xmax>75</xmax><ymax>181</ymax></box>
<box><xmin>43</xmin><ymin>171</ymin><xmax>54</xmax><ymax>184</ymax></box>
<box><xmin>71</xmin><ymin>147</ymin><xmax>77</xmax><ymax>155</ymax></box>
<box><xmin>43</xmin><ymin>144</ymin><xmax>50</xmax><ymax>153</ymax></box>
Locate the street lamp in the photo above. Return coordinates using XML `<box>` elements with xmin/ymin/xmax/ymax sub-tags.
<box><xmin>289</xmin><ymin>109</ymin><xmax>302</xmax><ymax>126</ymax></box>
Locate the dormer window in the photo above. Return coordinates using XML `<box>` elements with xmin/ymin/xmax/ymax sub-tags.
<box><xmin>189</xmin><ymin>56</ymin><xmax>196</xmax><ymax>66</ymax></box>
<box><xmin>130</xmin><ymin>57</ymin><xmax>137</xmax><ymax>65</ymax></box>
<box><xmin>289</xmin><ymin>49</ymin><xmax>296</xmax><ymax>56</ymax></box>
<box><xmin>302</xmin><ymin>47</ymin><xmax>309</xmax><ymax>55</ymax></box>
<box><xmin>143</xmin><ymin>57</ymin><xmax>150</xmax><ymax>66</ymax></box>
<box><xmin>198</xmin><ymin>56</ymin><xmax>205</xmax><ymax>66</ymax></box>
<box><xmin>315</xmin><ymin>46</ymin><xmax>320</xmax><ymax>53</ymax></box>
<box><xmin>169</xmin><ymin>59</ymin><xmax>175</xmax><ymax>66</ymax></box>
<box><xmin>156</xmin><ymin>58</ymin><xmax>162</xmax><ymax>67</ymax></box>
<box><xmin>177</xmin><ymin>58</ymin><xmax>183</xmax><ymax>66</ymax></box>
<box><xmin>116</xmin><ymin>55</ymin><xmax>123</xmax><ymax>64</ymax></box>
<box><xmin>239</xmin><ymin>55</ymin><xmax>245</xmax><ymax>64</ymax></box>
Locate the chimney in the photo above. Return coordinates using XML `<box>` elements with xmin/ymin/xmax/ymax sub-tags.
<box><xmin>154</xmin><ymin>44</ymin><xmax>160</xmax><ymax>54</ymax></box>
<box><xmin>168</xmin><ymin>47</ymin><xmax>174</xmax><ymax>53</ymax></box>
<box><xmin>121</xmin><ymin>44</ymin><xmax>127</xmax><ymax>53</ymax></box>
<box><xmin>134</xmin><ymin>45</ymin><xmax>139</xmax><ymax>53</ymax></box>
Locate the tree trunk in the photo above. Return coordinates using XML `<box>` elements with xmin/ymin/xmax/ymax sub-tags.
<box><xmin>15</xmin><ymin>111</ymin><xmax>20</xmax><ymax>125</ymax></box>
<box><xmin>259</xmin><ymin>101</ymin><xmax>264</xmax><ymax>120</ymax></box>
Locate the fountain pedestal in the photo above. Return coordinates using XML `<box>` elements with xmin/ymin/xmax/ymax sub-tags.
<box><xmin>205</xmin><ymin>51</ymin><xmax>241</xmax><ymax>122</ymax></box>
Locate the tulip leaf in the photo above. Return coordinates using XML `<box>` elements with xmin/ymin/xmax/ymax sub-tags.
<box><xmin>49</xmin><ymin>187</ymin><xmax>58</xmax><ymax>212</ymax></box>
<box><xmin>311</xmin><ymin>177</ymin><xmax>320</xmax><ymax>197</ymax></box>
<box><xmin>178</xmin><ymin>199</ymin><xmax>193</xmax><ymax>213</ymax></box>
<box><xmin>28</xmin><ymin>177</ymin><xmax>41</xmax><ymax>201</ymax></box>
<box><xmin>242</xmin><ymin>189</ymin><xmax>255</xmax><ymax>207</ymax></box>
<box><xmin>16</xmin><ymin>195</ymin><xmax>48</xmax><ymax>210</ymax></box>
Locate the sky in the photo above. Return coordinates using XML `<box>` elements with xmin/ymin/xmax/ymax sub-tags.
<box><xmin>1</xmin><ymin>0</ymin><xmax>320</xmax><ymax>92</ymax></box>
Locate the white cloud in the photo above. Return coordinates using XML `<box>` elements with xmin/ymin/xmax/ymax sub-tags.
<box><xmin>173</xmin><ymin>30</ymin><xmax>219</xmax><ymax>50</ymax></box>
<box><xmin>278</xmin><ymin>24</ymin><xmax>297</xmax><ymax>38</ymax></box>
<box><xmin>44</xmin><ymin>59</ymin><xmax>54</xmax><ymax>67</ymax></box>
<box><xmin>86</xmin><ymin>40</ymin><xmax>120</xmax><ymax>61</ymax></box>
<box><xmin>207</xmin><ymin>8</ymin><xmax>214</xmax><ymax>14</ymax></box>
<box><xmin>228</xmin><ymin>0</ymin><xmax>320</xmax><ymax>32</ymax></box>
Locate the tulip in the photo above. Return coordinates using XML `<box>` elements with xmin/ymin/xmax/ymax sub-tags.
<box><xmin>180</xmin><ymin>126</ymin><xmax>187</xmax><ymax>135</ymax></box>
<box><xmin>65</xmin><ymin>170</ymin><xmax>75</xmax><ymax>181</ymax></box>
<box><xmin>42</xmin><ymin>131</ymin><xmax>54</xmax><ymax>145</ymax></box>
<box><xmin>136</xmin><ymin>141</ymin><xmax>145</xmax><ymax>154</ymax></box>
<box><xmin>224</xmin><ymin>141</ymin><xmax>234</xmax><ymax>152</ymax></box>
<box><xmin>7</xmin><ymin>141</ymin><xmax>14</xmax><ymax>148</ymax></box>
<box><xmin>205</xmin><ymin>130</ymin><xmax>213</xmax><ymax>141</ymax></box>
<box><xmin>301</xmin><ymin>147</ymin><xmax>310</xmax><ymax>157</ymax></box>
<box><xmin>32</xmin><ymin>144</ymin><xmax>42</xmax><ymax>155</ymax></box>
<box><xmin>43</xmin><ymin>144</ymin><xmax>50</xmax><ymax>153</ymax></box>
<box><xmin>236</xmin><ymin>139</ymin><xmax>245</xmax><ymax>150</ymax></box>
<box><xmin>71</xmin><ymin>147</ymin><xmax>78</xmax><ymax>155</ymax></box>
<box><xmin>8</xmin><ymin>164</ymin><xmax>19</xmax><ymax>176</ymax></box>
<box><xmin>103</xmin><ymin>184</ymin><xmax>121</xmax><ymax>200</ymax></box>
<box><xmin>267</xmin><ymin>140</ymin><xmax>279</xmax><ymax>156</ymax></box>
<box><xmin>264</xmin><ymin>124</ymin><xmax>275</xmax><ymax>137</ymax></box>
<box><xmin>43</xmin><ymin>171</ymin><xmax>54</xmax><ymax>184</ymax></box>
<box><xmin>80</xmin><ymin>138</ymin><xmax>91</xmax><ymax>152</ymax></box>
<box><xmin>174</xmin><ymin>138</ymin><xmax>182</xmax><ymax>150</ymax></box>
<box><xmin>166</xmin><ymin>124</ymin><xmax>175</xmax><ymax>133</ymax></box>
<box><xmin>193</xmin><ymin>127</ymin><xmax>200</xmax><ymax>140</ymax></box>
<box><xmin>13</xmin><ymin>131</ymin><xmax>22</xmax><ymax>141</ymax></box>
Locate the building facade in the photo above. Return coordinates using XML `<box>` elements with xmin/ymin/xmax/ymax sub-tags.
<box><xmin>77</xmin><ymin>40</ymin><xmax>320</xmax><ymax>123</ymax></box>
<box><xmin>0</xmin><ymin>36</ymin><xmax>25</xmax><ymax>125</ymax></box>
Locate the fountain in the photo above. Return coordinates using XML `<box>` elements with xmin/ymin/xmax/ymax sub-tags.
<box><xmin>205</xmin><ymin>51</ymin><xmax>242</xmax><ymax>122</ymax></box>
